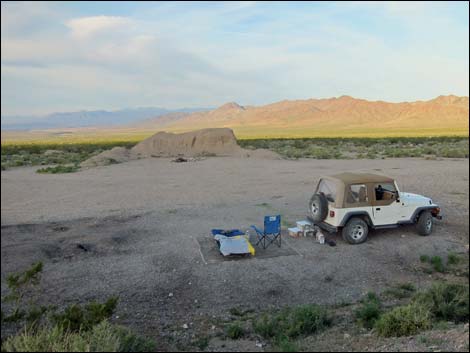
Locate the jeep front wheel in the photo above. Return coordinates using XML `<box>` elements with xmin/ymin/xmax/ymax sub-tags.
<box><xmin>342</xmin><ymin>218</ymin><xmax>369</xmax><ymax>244</ymax></box>
<box><xmin>416</xmin><ymin>210</ymin><xmax>433</xmax><ymax>236</ymax></box>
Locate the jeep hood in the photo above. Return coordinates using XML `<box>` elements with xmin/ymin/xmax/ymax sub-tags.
<box><xmin>400</xmin><ymin>192</ymin><xmax>435</xmax><ymax>206</ymax></box>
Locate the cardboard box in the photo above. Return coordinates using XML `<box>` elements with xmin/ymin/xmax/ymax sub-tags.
<box><xmin>296</xmin><ymin>220</ymin><xmax>313</xmax><ymax>232</ymax></box>
<box><xmin>288</xmin><ymin>227</ymin><xmax>302</xmax><ymax>238</ymax></box>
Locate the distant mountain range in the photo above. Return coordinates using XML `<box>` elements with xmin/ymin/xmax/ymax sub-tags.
<box><xmin>1</xmin><ymin>95</ymin><xmax>468</xmax><ymax>139</ymax></box>
<box><xmin>129</xmin><ymin>95</ymin><xmax>469</xmax><ymax>138</ymax></box>
<box><xmin>1</xmin><ymin>107</ymin><xmax>210</xmax><ymax>130</ymax></box>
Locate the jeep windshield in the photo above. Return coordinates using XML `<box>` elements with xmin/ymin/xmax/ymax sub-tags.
<box><xmin>317</xmin><ymin>179</ymin><xmax>337</xmax><ymax>203</ymax></box>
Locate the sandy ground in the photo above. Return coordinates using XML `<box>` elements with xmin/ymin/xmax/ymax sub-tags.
<box><xmin>1</xmin><ymin>157</ymin><xmax>469</xmax><ymax>345</ymax></box>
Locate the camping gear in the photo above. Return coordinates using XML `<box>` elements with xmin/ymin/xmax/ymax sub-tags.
<box><xmin>211</xmin><ymin>229</ymin><xmax>245</xmax><ymax>237</ymax></box>
<box><xmin>211</xmin><ymin>229</ymin><xmax>255</xmax><ymax>256</ymax></box>
<box><xmin>251</xmin><ymin>215</ymin><xmax>282</xmax><ymax>249</ymax></box>
<box><xmin>288</xmin><ymin>227</ymin><xmax>302</xmax><ymax>238</ymax></box>
<box><xmin>296</xmin><ymin>220</ymin><xmax>312</xmax><ymax>232</ymax></box>
<box><xmin>296</xmin><ymin>220</ymin><xmax>314</xmax><ymax>237</ymax></box>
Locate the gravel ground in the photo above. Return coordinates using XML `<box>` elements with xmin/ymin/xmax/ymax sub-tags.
<box><xmin>1</xmin><ymin>157</ymin><xmax>469</xmax><ymax>342</ymax></box>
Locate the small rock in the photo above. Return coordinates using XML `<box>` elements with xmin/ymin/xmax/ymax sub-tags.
<box><xmin>194</xmin><ymin>299</ymin><xmax>198</xmax><ymax>303</ymax></box>
<box><xmin>344</xmin><ymin>333</ymin><xmax>351</xmax><ymax>339</ymax></box>
<box><xmin>183</xmin><ymin>324</ymin><xmax>189</xmax><ymax>329</ymax></box>
<box><xmin>211</xmin><ymin>325</ymin><xmax>216</xmax><ymax>330</ymax></box>
<box><xmin>401</xmin><ymin>234</ymin><xmax>406</xmax><ymax>238</ymax></box>
<box><xmin>255</xmin><ymin>342</ymin><xmax>265</xmax><ymax>348</ymax></box>
<box><xmin>115</xmin><ymin>315</ymin><xmax>119</xmax><ymax>319</ymax></box>
<box><xmin>168</xmin><ymin>292</ymin><xmax>174</xmax><ymax>297</ymax></box>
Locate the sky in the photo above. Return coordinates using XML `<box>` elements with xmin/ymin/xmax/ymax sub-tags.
<box><xmin>1</xmin><ymin>1</ymin><xmax>469</xmax><ymax>116</ymax></box>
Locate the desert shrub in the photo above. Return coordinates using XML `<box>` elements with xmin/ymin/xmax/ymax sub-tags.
<box><xmin>36</xmin><ymin>165</ymin><xmax>80</xmax><ymax>174</ymax></box>
<box><xmin>1</xmin><ymin>141</ymin><xmax>137</xmax><ymax>170</ymax></box>
<box><xmin>384</xmin><ymin>283</ymin><xmax>416</xmax><ymax>299</ymax></box>
<box><xmin>420</xmin><ymin>255</ymin><xmax>430</xmax><ymax>263</ymax></box>
<box><xmin>430</xmin><ymin>256</ymin><xmax>446</xmax><ymax>273</ymax></box>
<box><xmin>375</xmin><ymin>302</ymin><xmax>432</xmax><ymax>337</ymax></box>
<box><xmin>274</xmin><ymin>336</ymin><xmax>300</xmax><ymax>352</ymax></box>
<box><xmin>254</xmin><ymin>304</ymin><xmax>329</xmax><ymax>339</ymax></box>
<box><xmin>355</xmin><ymin>292</ymin><xmax>381</xmax><ymax>328</ymax></box>
<box><xmin>1</xmin><ymin>320</ymin><xmax>154</xmax><ymax>352</ymax></box>
<box><xmin>447</xmin><ymin>252</ymin><xmax>461</xmax><ymax>265</ymax></box>
<box><xmin>413</xmin><ymin>282</ymin><xmax>469</xmax><ymax>323</ymax></box>
<box><xmin>225</xmin><ymin>322</ymin><xmax>244</xmax><ymax>339</ymax></box>
<box><xmin>51</xmin><ymin>296</ymin><xmax>118</xmax><ymax>332</ymax></box>
<box><xmin>237</xmin><ymin>137</ymin><xmax>468</xmax><ymax>160</ymax></box>
<box><xmin>193</xmin><ymin>336</ymin><xmax>210</xmax><ymax>351</ymax></box>
<box><xmin>112</xmin><ymin>325</ymin><xmax>156</xmax><ymax>352</ymax></box>
<box><xmin>2</xmin><ymin>262</ymin><xmax>44</xmax><ymax>325</ymax></box>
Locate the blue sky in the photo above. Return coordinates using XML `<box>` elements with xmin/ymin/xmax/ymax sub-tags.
<box><xmin>1</xmin><ymin>1</ymin><xmax>468</xmax><ymax>116</ymax></box>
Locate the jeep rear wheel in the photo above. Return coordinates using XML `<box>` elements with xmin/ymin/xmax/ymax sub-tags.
<box><xmin>309</xmin><ymin>193</ymin><xmax>328</xmax><ymax>223</ymax></box>
<box><xmin>342</xmin><ymin>218</ymin><xmax>369</xmax><ymax>244</ymax></box>
<box><xmin>416</xmin><ymin>210</ymin><xmax>433</xmax><ymax>236</ymax></box>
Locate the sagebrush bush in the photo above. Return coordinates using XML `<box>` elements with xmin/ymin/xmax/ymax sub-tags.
<box><xmin>375</xmin><ymin>303</ymin><xmax>432</xmax><ymax>337</ymax></box>
<box><xmin>447</xmin><ymin>252</ymin><xmax>461</xmax><ymax>265</ymax></box>
<box><xmin>253</xmin><ymin>304</ymin><xmax>330</xmax><ymax>339</ymax></box>
<box><xmin>225</xmin><ymin>323</ymin><xmax>244</xmax><ymax>339</ymax></box>
<box><xmin>413</xmin><ymin>282</ymin><xmax>469</xmax><ymax>323</ymax></box>
<box><xmin>355</xmin><ymin>292</ymin><xmax>381</xmax><ymax>328</ymax></box>
<box><xmin>238</xmin><ymin>137</ymin><xmax>469</xmax><ymax>160</ymax></box>
<box><xmin>36</xmin><ymin>165</ymin><xmax>80</xmax><ymax>174</ymax></box>
<box><xmin>51</xmin><ymin>296</ymin><xmax>118</xmax><ymax>332</ymax></box>
<box><xmin>1</xmin><ymin>320</ymin><xmax>155</xmax><ymax>352</ymax></box>
<box><xmin>2</xmin><ymin>321</ymin><xmax>119</xmax><ymax>352</ymax></box>
<box><xmin>430</xmin><ymin>256</ymin><xmax>445</xmax><ymax>272</ymax></box>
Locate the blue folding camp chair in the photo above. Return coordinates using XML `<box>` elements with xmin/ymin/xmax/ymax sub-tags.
<box><xmin>251</xmin><ymin>215</ymin><xmax>281</xmax><ymax>249</ymax></box>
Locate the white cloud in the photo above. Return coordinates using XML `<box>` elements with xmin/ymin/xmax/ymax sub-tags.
<box><xmin>1</xmin><ymin>1</ymin><xmax>468</xmax><ymax>116</ymax></box>
<box><xmin>65</xmin><ymin>16</ymin><xmax>132</xmax><ymax>39</ymax></box>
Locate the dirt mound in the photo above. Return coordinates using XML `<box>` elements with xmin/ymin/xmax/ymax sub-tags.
<box><xmin>131</xmin><ymin>128</ymin><xmax>245</xmax><ymax>157</ymax></box>
<box><xmin>80</xmin><ymin>147</ymin><xmax>137</xmax><ymax>168</ymax></box>
<box><xmin>80</xmin><ymin>128</ymin><xmax>280</xmax><ymax>168</ymax></box>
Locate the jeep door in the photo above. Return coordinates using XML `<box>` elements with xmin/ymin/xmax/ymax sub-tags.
<box><xmin>371</xmin><ymin>182</ymin><xmax>405</xmax><ymax>225</ymax></box>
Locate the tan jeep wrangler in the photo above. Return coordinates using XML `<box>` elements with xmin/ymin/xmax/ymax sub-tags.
<box><xmin>308</xmin><ymin>173</ymin><xmax>442</xmax><ymax>244</ymax></box>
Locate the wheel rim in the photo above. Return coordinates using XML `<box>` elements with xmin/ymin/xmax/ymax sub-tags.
<box><xmin>311</xmin><ymin>201</ymin><xmax>319</xmax><ymax>215</ymax></box>
<box><xmin>426</xmin><ymin>218</ymin><xmax>432</xmax><ymax>232</ymax></box>
<box><xmin>351</xmin><ymin>225</ymin><xmax>365</xmax><ymax>240</ymax></box>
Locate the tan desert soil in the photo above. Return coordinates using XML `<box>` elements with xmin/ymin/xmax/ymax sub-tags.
<box><xmin>1</xmin><ymin>157</ymin><xmax>468</xmax><ymax>350</ymax></box>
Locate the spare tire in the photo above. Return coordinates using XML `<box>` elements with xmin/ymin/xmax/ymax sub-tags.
<box><xmin>309</xmin><ymin>193</ymin><xmax>328</xmax><ymax>222</ymax></box>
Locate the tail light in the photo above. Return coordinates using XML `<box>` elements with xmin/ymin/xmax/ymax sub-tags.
<box><xmin>329</xmin><ymin>210</ymin><xmax>335</xmax><ymax>217</ymax></box>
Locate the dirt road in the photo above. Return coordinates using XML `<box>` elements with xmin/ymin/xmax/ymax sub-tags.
<box><xmin>1</xmin><ymin>157</ymin><xmax>468</xmax><ymax>341</ymax></box>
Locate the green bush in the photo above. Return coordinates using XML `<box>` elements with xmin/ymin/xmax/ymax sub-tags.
<box><xmin>254</xmin><ymin>304</ymin><xmax>329</xmax><ymax>339</ymax></box>
<box><xmin>420</xmin><ymin>254</ymin><xmax>430</xmax><ymax>263</ymax></box>
<box><xmin>355</xmin><ymin>292</ymin><xmax>381</xmax><ymax>329</ymax></box>
<box><xmin>413</xmin><ymin>282</ymin><xmax>469</xmax><ymax>323</ymax></box>
<box><xmin>375</xmin><ymin>303</ymin><xmax>432</xmax><ymax>337</ymax></box>
<box><xmin>36</xmin><ymin>165</ymin><xmax>80</xmax><ymax>174</ymax></box>
<box><xmin>384</xmin><ymin>283</ymin><xmax>416</xmax><ymax>299</ymax></box>
<box><xmin>51</xmin><ymin>296</ymin><xmax>118</xmax><ymax>332</ymax></box>
<box><xmin>430</xmin><ymin>256</ymin><xmax>446</xmax><ymax>273</ymax></box>
<box><xmin>274</xmin><ymin>336</ymin><xmax>300</xmax><ymax>352</ymax></box>
<box><xmin>2</xmin><ymin>262</ymin><xmax>44</xmax><ymax>325</ymax></box>
<box><xmin>447</xmin><ymin>252</ymin><xmax>461</xmax><ymax>265</ymax></box>
<box><xmin>225</xmin><ymin>323</ymin><xmax>244</xmax><ymax>339</ymax></box>
<box><xmin>237</xmin><ymin>137</ymin><xmax>469</xmax><ymax>160</ymax></box>
<box><xmin>1</xmin><ymin>320</ymin><xmax>155</xmax><ymax>352</ymax></box>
